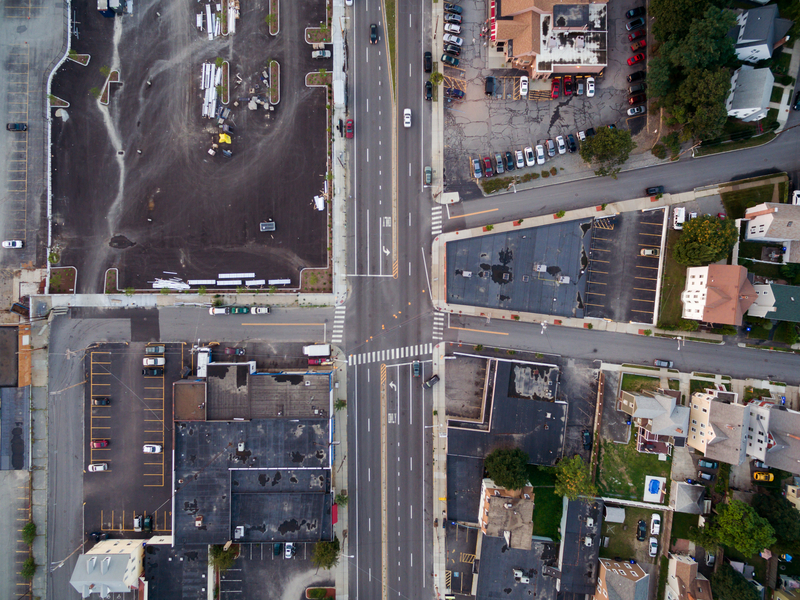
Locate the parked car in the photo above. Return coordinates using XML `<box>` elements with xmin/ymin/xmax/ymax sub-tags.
<box><xmin>92</xmin><ymin>397</ymin><xmax>111</xmax><ymax>406</ymax></box>
<box><xmin>134</xmin><ymin>516</ymin><xmax>142</xmax><ymax>532</ymax></box>
<box><xmin>649</xmin><ymin>537</ymin><xmax>658</xmax><ymax>557</ymax></box>
<box><xmin>545</xmin><ymin>139</ymin><xmax>555</xmax><ymax>157</ymax></box>
<box><xmin>252</xmin><ymin>306</ymin><xmax>271</xmax><ymax>314</ymax></box>
<box><xmin>443</xmin><ymin>33</ymin><xmax>464</xmax><ymax>46</ymax></box>
<box><xmin>630</xmin><ymin>40</ymin><xmax>646</xmax><ymax>52</ymax></box>
<box><xmin>626</xmin><ymin>17</ymin><xmax>645</xmax><ymax>31</ymax></box>
<box><xmin>628</xmin><ymin>28</ymin><xmax>645</xmax><ymax>42</ymax></box>
<box><xmin>523</xmin><ymin>146</ymin><xmax>535</xmax><ymax>167</ymax></box>
<box><xmin>653</xmin><ymin>359</ymin><xmax>673</xmax><ymax>368</ymax></box>
<box><xmin>143</xmin><ymin>515</ymin><xmax>153</xmax><ymax>532</ymax></box>
<box><xmin>505</xmin><ymin>151</ymin><xmax>515</xmax><ymax>171</ymax></box>
<box><xmin>224</xmin><ymin>347</ymin><xmax>245</xmax><ymax>355</ymax></box>
<box><xmin>564</xmin><ymin>75</ymin><xmax>573</xmax><ymax>95</ymax></box>
<box><xmin>586</xmin><ymin>77</ymin><xmax>595</xmax><ymax>97</ymax></box>
<box><xmin>636</xmin><ymin>520</ymin><xmax>647</xmax><ymax>541</ymax></box>
<box><xmin>145</xmin><ymin>345</ymin><xmax>165</xmax><ymax>355</ymax></box>
<box><xmin>485</xmin><ymin>76</ymin><xmax>495</xmax><ymax>96</ymax></box>
<box><xmin>516</xmin><ymin>149</ymin><xmax>526</xmax><ymax>169</ymax></box>
<box><xmin>698</xmin><ymin>471</ymin><xmax>714</xmax><ymax>481</ymax></box>
<box><xmin>578</xmin><ymin>130</ymin><xmax>586</xmax><ymax>141</ymax></box>
<box><xmin>443</xmin><ymin>13</ymin><xmax>461</xmax><ymax>24</ymax></box>
<box><xmin>627</xmin><ymin>105</ymin><xmax>646</xmax><ymax>116</ymax></box>
<box><xmin>403</xmin><ymin>108</ymin><xmax>412</xmax><ymax>127</ymax></box>
<box><xmin>143</xmin><ymin>444</ymin><xmax>163</xmax><ymax>453</ymax></box>
<box><xmin>424</xmin><ymin>51</ymin><xmax>432</xmax><ymax>72</ymax></box>
<box><xmin>754</xmin><ymin>471</ymin><xmax>774</xmax><ymax>482</ymax></box>
<box><xmin>443</xmin><ymin>2</ymin><xmax>462</xmax><ymax>14</ymax></box>
<box><xmin>91</xmin><ymin>439</ymin><xmax>110</xmax><ymax>448</ymax></box>
<box><xmin>209</xmin><ymin>307</ymin><xmax>230</xmax><ymax>315</ymax></box>
<box><xmin>142</xmin><ymin>367</ymin><xmax>164</xmax><ymax>376</ymax></box>
<box><xmin>345</xmin><ymin>119</ymin><xmax>354</xmax><ymax>139</ymax></box>
<box><xmin>706</xmin><ymin>553</ymin><xmax>715</xmax><ymax>566</ymax></box>
<box><xmin>576</xmin><ymin>80</ymin><xmax>584</xmax><ymax>96</ymax></box>
<box><xmin>423</xmin><ymin>374</ymin><xmax>440</xmax><ymax>388</ymax></box>
<box><xmin>626</xmin><ymin>7</ymin><xmax>645</xmax><ymax>18</ymax></box>
<box><xmin>443</xmin><ymin>44</ymin><xmax>461</xmax><ymax>57</ymax></box>
<box><xmin>535</xmin><ymin>145</ymin><xmax>545</xmax><ymax>165</ymax></box>
<box><xmin>628</xmin><ymin>53</ymin><xmax>645</xmax><ymax>66</ymax></box>
<box><xmin>556</xmin><ymin>136</ymin><xmax>566</xmax><ymax>155</ymax></box>
<box><xmin>698</xmin><ymin>459</ymin><xmax>718</xmax><ymax>469</ymax></box>
<box><xmin>143</xmin><ymin>357</ymin><xmax>165</xmax><ymax>366</ymax></box>
<box><xmin>230</xmin><ymin>306</ymin><xmax>249</xmax><ymax>314</ymax></box>
<box><xmin>794</xmin><ymin>90</ymin><xmax>800</xmax><ymax>111</ymax></box>
<box><xmin>520</xmin><ymin>76</ymin><xmax>529</xmax><ymax>97</ymax></box>
<box><xmin>482</xmin><ymin>157</ymin><xmax>494</xmax><ymax>177</ymax></box>
<box><xmin>629</xmin><ymin>82</ymin><xmax>646</xmax><ymax>94</ymax></box>
<box><xmin>551</xmin><ymin>79</ymin><xmax>560</xmax><ymax>98</ymax></box>
<box><xmin>651</xmin><ymin>514</ymin><xmax>661</xmax><ymax>535</ymax></box>
<box><xmin>628</xmin><ymin>93</ymin><xmax>646</xmax><ymax>105</ymax></box>
<box><xmin>582</xmin><ymin>429</ymin><xmax>592</xmax><ymax>450</ymax></box>
<box><xmin>567</xmin><ymin>134</ymin><xmax>577</xmax><ymax>153</ymax></box>
<box><xmin>646</xmin><ymin>186</ymin><xmax>664</xmax><ymax>195</ymax></box>
<box><xmin>628</xmin><ymin>70</ymin><xmax>646</xmax><ymax>82</ymax></box>
<box><xmin>370</xmin><ymin>23</ymin><xmax>378</xmax><ymax>44</ymax></box>
<box><xmin>441</xmin><ymin>53</ymin><xmax>459</xmax><ymax>66</ymax></box>
<box><xmin>88</xmin><ymin>463</ymin><xmax>108</xmax><ymax>472</ymax></box>
<box><xmin>425</xmin><ymin>81</ymin><xmax>432</xmax><ymax>101</ymax></box>
<box><xmin>308</xmin><ymin>357</ymin><xmax>325</xmax><ymax>366</ymax></box>
<box><xmin>311</xmin><ymin>50</ymin><xmax>331</xmax><ymax>59</ymax></box>
<box><xmin>413</xmin><ymin>361</ymin><xmax>421</xmax><ymax>377</ymax></box>
<box><xmin>494</xmin><ymin>153</ymin><xmax>504</xmax><ymax>175</ymax></box>
<box><xmin>753</xmin><ymin>460</ymin><xmax>768</xmax><ymax>469</ymax></box>
<box><xmin>472</xmin><ymin>158</ymin><xmax>482</xmax><ymax>179</ymax></box>
<box><xmin>90</xmin><ymin>531</ymin><xmax>109</xmax><ymax>541</ymax></box>
<box><xmin>284</xmin><ymin>542</ymin><xmax>295</xmax><ymax>558</ymax></box>
<box><xmin>640</xmin><ymin>248</ymin><xmax>659</xmax><ymax>257</ymax></box>
<box><xmin>445</xmin><ymin>87</ymin><xmax>464</xmax><ymax>99</ymax></box>
<box><xmin>2</xmin><ymin>240</ymin><xmax>23</xmax><ymax>249</ymax></box>
<box><xmin>6</xmin><ymin>123</ymin><xmax>27</xmax><ymax>131</ymax></box>
<box><xmin>443</xmin><ymin>23</ymin><xmax>461</xmax><ymax>34</ymax></box>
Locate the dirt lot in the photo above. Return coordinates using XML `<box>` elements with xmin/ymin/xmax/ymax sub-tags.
<box><xmin>51</xmin><ymin>0</ymin><xmax>328</xmax><ymax>292</ymax></box>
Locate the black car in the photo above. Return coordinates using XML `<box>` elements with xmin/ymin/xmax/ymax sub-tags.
<box><xmin>143</xmin><ymin>515</ymin><xmax>153</xmax><ymax>532</ymax></box>
<box><xmin>443</xmin><ymin>2</ymin><xmax>463</xmax><ymax>14</ymax></box>
<box><xmin>625</xmin><ymin>6</ymin><xmax>645</xmax><ymax>18</ymax></box>
<box><xmin>443</xmin><ymin>13</ymin><xmax>462</xmax><ymax>24</ymax></box>
<box><xmin>646</xmin><ymin>186</ymin><xmax>665</xmax><ymax>195</ymax></box>
<box><xmin>142</xmin><ymin>367</ymin><xmax>164</xmax><ymax>376</ymax></box>
<box><xmin>636</xmin><ymin>520</ymin><xmax>647</xmax><ymax>542</ymax></box>
<box><xmin>505</xmin><ymin>151</ymin><xmax>515</xmax><ymax>171</ymax></box>
<box><xmin>567</xmin><ymin>134</ymin><xmax>577</xmax><ymax>153</ymax></box>
<box><xmin>370</xmin><ymin>23</ymin><xmax>378</xmax><ymax>44</ymax></box>
<box><xmin>627</xmin><ymin>70</ymin><xmax>646</xmax><ymax>83</ymax></box>
<box><xmin>90</xmin><ymin>532</ymin><xmax>109</xmax><ymax>541</ymax></box>
<box><xmin>793</xmin><ymin>91</ymin><xmax>800</xmax><ymax>111</ymax></box>
<box><xmin>582</xmin><ymin>429</ymin><xmax>592</xmax><ymax>450</ymax></box>
<box><xmin>626</xmin><ymin>17</ymin><xmax>645</xmax><ymax>31</ymax></box>
<box><xmin>424</xmin><ymin>51</ymin><xmax>432</xmax><ymax>73</ymax></box>
<box><xmin>92</xmin><ymin>397</ymin><xmax>111</xmax><ymax>406</ymax></box>
<box><xmin>445</xmin><ymin>87</ymin><xmax>465</xmax><ymax>99</ymax></box>
<box><xmin>6</xmin><ymin>123</ymin><xmax>27</xmax><ymax>131</ymax></box>
<box><xmin>444</xmin><ymin>44</ymin><xmax>461</xmax><ymax>57</ymax></box>
<box><xmin>423</xmin><ymin>374</ymin><xmax>440</xmax><ymax>389</ymax></box>
<box><xmin>586</xmin><ymin>127</ymin><xmax>596</xmax><ymax>137</ymax></box>
<box><xmin>425</xmin><ymin>81</ymin><xmax>432</xmax><ymax>101</ymax></box>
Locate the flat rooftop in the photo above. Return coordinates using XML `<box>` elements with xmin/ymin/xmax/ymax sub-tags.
<box><xmin>174</xmin><ymin>380</ymin><xmax>207</xmax><ymax>421</ymax></box>
<box><xmin>446</xmin><ymin>455</ymin><xmax>485</xmax><ymax>523</ymax></box>
<box><xmin>476</xmin><ymin>535</ymin><xmax>558</xmax><ymax>600</ymax></box>
<box><xmin>558</xmin><ymin>498</ymin><xmax>603</xmax><ymax>595</ymax></box>
<box><xmin>174</xmin><ymin>418</ymin><xmax>331</xmax><ymax>545</ymax></box>
<box><xmin>143</xmin><ymin>539</ymin><xmax>208</xmax><ymax>600</ymax></box>
<box><xmin>539</xmin><ymin>9</ymin><xmax>607</xmax><ymax>72</ymax></box>
<box><xmin>445</xmin><ymin>219</ymin><xmax>592</xmax><ymax>318</ymax></box>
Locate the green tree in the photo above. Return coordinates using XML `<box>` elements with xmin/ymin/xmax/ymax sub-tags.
<box><xmin>711</xmin><ymin>564</ymin><xmax>760</xmax><ymax>600</ymax></box>
<box><xmin>311</xmin><ymin>537</ymin><xmax>340</xmax><ymax>570</ymax></box>
<box><xmin>578</xmin><ymin>127</ymin><xmax>636</xmax><ymax>178</ymax></box>
<box><xmin>668</xmin><ymin>7</ymin><xmax>735</xmax><ymax>71</ymax></box>
<box><xmin>553</xmin><ymin>455</ymin><xmax>597</xmax><ymax>501</ymax></box>
<box><xmin>752</xmin><ymin>493</ymin><xmax>800</xmax><ymax>543</ymax></box>
<box><xmin>22</xmin><ymin>522</ymin><xmax>36</xmax><ymax>546</ymax></box>
<box><xmin>646</xmin><ymin>55</ymin><xmax>675</xmax><ymax>101</ymax></box>
<box><xmin>713</xmin><ymin>499</ymin><xmax>775</xmax><ymax>557</ymax></box>
<box><xmin>334</xmin><ymin>492</ymin><xmax>349</xmax><ymax>506</ymax></box>
<box><xmin>20</xmin><ymin>557</ymin><xmax>36</xmax><ymax>581</ymax></box>
<box><xmin>673</xmin><ymin>215</ymin><xmax>737</xmax><ymax>266</ymax></box>
<box><xmin>650</xmin><ymin>0</ymin><xmax>721</xmax><ymax>42</ymax></box>
<box><xmin>688</xmin><ymin>524</ymin><xmax>719</xmax><ymax>549</ymax></box>
<box><xmin>209</xmin><ymin>545</ymin><xmax>238</xmax><ymax>572</ymax></box>
<box><xmin>484</xmin><ymin>448</ymin><xmax>530</xmax><ymax>490</ymax></box>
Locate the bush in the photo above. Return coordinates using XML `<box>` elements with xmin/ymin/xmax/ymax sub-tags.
<box><xmin>22</xmin><ymin>522</ymin><xmax>36</xmax><ymax>546</ymax></box>
<box><xmin>21</xmin><ymin>557</ymin><xmax>36</xmax><ymax>580</ymax></box>
<box><xmin>651</xmin><ymin>143</ymin><xmax>667</xmax><ymax>159</ymax></box>
<box><xmin>556</xmin><ymin>210</ymin><xmax>566</xmax><ymax>218</ymax></box>
<box><xmin>334</xmin><ymin>399</ymin><xmax>347</xmax><ymax>411</ymax></box>
<box><xmin>678</xmin><ymin>319</ymin><xmax>699</xmax><ymax>332</ymax></box>
<box><xmin>209</xmin><ymin>545</ymin><xmax>237</xmax><ymax>572</ymax></box>
<box><xmin>549</xmin><ymin>167</ymin><xmax>557</xmax><ymax>176</ymax></box>
<box><xmin>308</xmin><ymin>590</ymin><xmax>328</xmax><ymax>599</ymax></box>
<box><xmin>663</xmin><ymin>132</ymin><xmax>681</xmax><ymax>158</ymax></box>
<box><xmin>541</xmin><ymin>170</ymin><xmax>550</xmax><ymax>178</ymax></box>
<box><xmin>335</xmin><ymin>492</ymin><xmax>349</xmax><ymax>506</ymax></box>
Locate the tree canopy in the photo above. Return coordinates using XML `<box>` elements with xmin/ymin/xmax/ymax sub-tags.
<box><xmin>311</xmin><ymin>537</ymin><xmax>341</xmax><ymax>570</ymax></box>
<box><xmin>711</xmin><ymin>564</ymin><xmax>760</xmax><ymax>600</ymax></box>
<box><xmin>673</xmin><ymin>214</ymin><xmax>738</xmax><ymax>266</ymax></box>
<box><xmin>578</xmin><ymin>127</ymin><xmax>636</xmax><ymax>178</ymax></box>
<box><xmin>650</xmin><ymin>0</ymin><xmax>725</xmax><ymax>42</ymax></box>
<box><xmin>753</xmin><ymin>493</ymin><xmax>800</xmax><ymax>544</ymax></box>
<box><xmin>484</xmin><ymin>448</ymin><xmax>530</xmax><ymax>490</ymax></box>
<box><xmin>712</xmin><ymin>499</ymin><xmax>776</xmax><ymax>557</ymax></box>
<box><xmin>553</xmin><ymin>455</ymin><xmax>597</xmax><ymax>501</ymax></box>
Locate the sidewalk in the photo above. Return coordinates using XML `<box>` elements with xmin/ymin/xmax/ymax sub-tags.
<box><xmin>330</xmin><ymin>0</ymin><xmax>348</xmax><ymax>306</ymax></box>
<box><xmin>330</xmin><ymin>344</ymin><xmax>349</xmax><ymax>600</ymax></box>
<box><xmin>430</xmin><ymin>343</ymin><xmax>448</xmax><ymax>599</ymax></box>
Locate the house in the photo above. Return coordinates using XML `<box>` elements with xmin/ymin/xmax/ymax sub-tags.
<box><xmin>556</xmin><ymin>498</ymin><xmax>603</xmax><ymax>595</ymax></box>
<box><xmin>669</xmin><ymin>482</ymin><xmax>708</xmax><ymax>515</ymax></box>
<box><xmin>746</xmin><ymin>401</ymin><xmax>800</xmax><ymax>475</ymax></box>
<box><xmin>687</xmin><ymin>390</ymin><xmax>749</xmax><ymax>466</ymax></box>
<box><xmin>726</xmin><ymin>65</ymin><xmax>774</xmax><ymax>122</ymax></box>
<box><xmin>478</xmin><ymin>478</ymin><xmax>536</xmax><ymax>550</ymax></box>
<box><xmin>775</xmin><ymin>576</ymin><xmax>800</xmax><ymax>600</ymax></box>
<box><xmin>680</xmin><ymin>265</ymin><xmax>757</xmax><ymax>326</ymax></box>
<box><xmin>490</xmin><ymin>1</ymin><xmax>608</xmax><ymax>78</ymax></box>
<box><xmin>784</xmin><ymin>477</ymin><xmax>800</xmax><ymax>511</ymax></box>
<box><xmin>594</xmin><ymin>558</ymin><xmax>649</xmax><ymax>600</ymax></box>
<box><xmin>69</xmin><ymin>539</ymin><xmax>144</xmax><ymax>598</ymax></box>
<box><xmin>729</xmin><ymin>5</ymin><xmax>793</xmax><ymax>63</ymax></box>
<box><xmin>617</xmin><ymin>388</ymin><xmax>689</xmax><ymax>455</ymax></box>
<box><xmin>665</xmin><ymin>554</ymin><xmax>712</xmax><ymax>600</ymax></box>
<box><xmin>748</xmin><ymin>283</ymin><xmax>800</xmax><ymax>323</ymax></box>
<box><xmin>744</xmin><ymin>202</ymin><xmax>800</xmax><ymax>263</ymax></box>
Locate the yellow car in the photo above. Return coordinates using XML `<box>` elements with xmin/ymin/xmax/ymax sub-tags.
<box><xmin>753</xmin><ymin>471</ymin><xmax>774</xmax><ymax>482</ymax></box>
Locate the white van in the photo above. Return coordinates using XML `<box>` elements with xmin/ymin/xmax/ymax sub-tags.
<box><xmin>673</xmin><ymin>207</ymin><xmax>686</xmax><ymax>230</ymax></box>
<box><xmin>209</xmin><ymin>307</ymin><xmax>230</xmax><ymax>315</ymax></box>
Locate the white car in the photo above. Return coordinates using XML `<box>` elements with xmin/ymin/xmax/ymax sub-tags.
<box><xmin>627</xmin><ymin>105</ymin><xmax>646</xmax><ymax>116</ymax></box>
<box><xmin>284</xmin><ymin>542</ymin><xmax>294</xmax><ymax>559</ymax></box>
<box><xmin>252</xmin><ymin>306</ymin><xmax>271</xmax><ymax>314</ymax></box>
<box><xmin>143</xmin><ymin>444</ymin><xmax>163</xmax><ymax>454</ymax></box>
<box><xmin>578</xmin><ymin>130</ymin><xmax>586</xmax><ymax>141</ymax></box>
<box><xmin>345</xmin><ymin>0</ymin><xmax>352</xmax><ymax>5</ymax></box>
<box><xmin>2</xmin><ymin>240</ymin><xmax>23</xmax><ymax>249</ymax></box>
<box><xmin>443</xmin><ymin>23</ymin><xmax>461</xmax><ymax>34</ymax></box>
<box><xmin>649</xmin><ymin>537</ymin><xmax>658</xmax><ymax>558</ymax></box>
<box><xmin>443</xmin><ymin>33</ymin><xmax>464</xmax><ymax>46</ymax></box>
<box><xmin>143</xmin><ymin>357</ymin><xmax>165</xmax><ymax>366</ymax></box>
<box><xmin>523</xmin><ymin>146</ymin><xmax>535</xmax><ymax>167</ymax></box>
<box><xmin>586</xmin><ymin>76</ymin><xmax>595</xmax><ymax>97</ymax></box>
<box><xmin>403</xmin><ymin>108</ymin><xmax>411</xmax><ymax>128</ymax></box>
<box><xmin>535</xmin><ymin>144</ymin><xmax>545</xmax><ymax>165</ymax></box>
<box><xmin>515</xmin><ymin>150</ymin><xmax>525</xmax><ymax>169</ymax></box>
<box><xmin>311</xmin><ymin>50</ymin><xmax>331</xmax><ymax>59</ymax></box>
<box><xmin>651</xmin><ymin>514</ymin><xmax>661</xmax><ymax>535</ymax></box>
<box><xmin>519</xmin><ymin>76</ymin><xmax>528</xmax><ymax>97</ymax></box>
<box><xmin>556</xmin><ymin>135</ymin><xmax>566</xmax><ymax>155</ymax></box>
<box><xmin>134</xmin><ymin>515</ymin><xmax>142</xmax><ymax>532</ymax></box>
<box><xmin>88</xmin><ymin>463</ymin><xmax>108</xmax><ymax>472</ymax></box>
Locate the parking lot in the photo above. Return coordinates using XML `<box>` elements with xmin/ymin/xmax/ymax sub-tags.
<box><xmin>584</xmin><ymin>208</ymin><xmax>666</xmax><ymax>324</ymax></box>
<box><xmin>83</xmin><ymin>343</ymin><xmax>186</xmax><ymax>537</ymax></box>
<box><xmin>50</xmin><ymin>0</ymin><xmax>328</xmax><ymax>293</ymax></box>
<box><xmin>441</xmin><ymin>0</ymin><xmax>652</xmax><ymax>200</ymax></box>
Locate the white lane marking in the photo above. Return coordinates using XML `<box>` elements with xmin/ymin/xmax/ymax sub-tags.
<box><xmin>366</xmin><ymin>148</ymin><xmax>369</xmax><ymax>162</ymax></box>
<box><xmin>368</xmin><ymin>418</ymin><xmax>370</xmax><ymax>432</ymax></box>
<box><xmin>408</xmin><ymin>163</ymin><xmax>411</xmax><ymax>177</ymax></box>
<box><xmin>366</xmin><ymin>47</ymin><xmax>369</xmax><ymax>63</ymax></box>
<box><xmin>410</xmin><ymin>456</ymin><xmax>412</xmax><ymax>471</ymax></box>
<box><xmin>368</xmin><ymin>467</ymin><xmax>370</xmax><ymax>481</ymax></box>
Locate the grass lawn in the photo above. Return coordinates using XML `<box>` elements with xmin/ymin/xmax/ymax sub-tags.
<box><xmin>695</xmin><ymin>132</ymin><xmax>777</xmax><ymax>157</ymax></box>
<box><xmin>598</xmin><ymin>505</ymin><xmax>653</xmax><ymax>560</ymax></box>
<box><xmin>740</xmin><ymin>258</ymin><xmax>784</xmax><ymax>280</ymax></box>
<box><xmin>774</xmin><ymin>322</ymin><xmax>799</xmax><ymax>344</ymax></box>
<box><xmin>526</xmin><ymin>466</ymin><xmax>563</xmax><ymax>540</ymax></box>
<box><xmin>657</xmin><ymin>556</ymin><xmax>669</xmax><ymax>599</ymax></box>
<box><xmin>722</xmin><ymin>184</ymin><xmax>776</xmax><ymax>219</ymax></box>
<box><xmin>670</xmin><ymin>512</ymin><xmax>698</xmax><ymax>542</ymax></box>
<box><xmin>747</xmin><ymin>324</ymin><xmax>771</xmax><ymax>340</ymax></box>
<box><xmin>668</xmin><ymin>379</ymin><xmax>680</xmax><ymax>391</ymax></box>
<box><xmin>743</xmin><ymin>386</ymin><xmax>771</xmax><ymax>402</ymax></box>
<box><xmin>689</xmin><ymin>379</ymin><xmax>715</xmax><ymax>396</ymax></box>
<box><xmin>658</xmin><ymin>229</ymin><xmax>687</xmax><ymax>329</ymax></box>
<box><xmin>621</xmin><ymin>374</ymin><xmax>661</xmax><ymax>394</ymax></box>
<box><xmin>771</xmin><ymin>86</ymin><xmax>784</xmax><ymax>103</ymax></box>
<box><xmin>597</xmin><ymin>437</ymin><xmax>673</xmax><ymax>501</ymax></box>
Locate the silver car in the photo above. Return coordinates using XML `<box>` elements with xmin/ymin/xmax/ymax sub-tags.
<box><xmin>472</xmin><ymin>158</ymin><xmax>482</xmax><ymax>179</ymax></box>
<box><xmin>535</xmin><ymin>145</ymin><xmax>545</xmax><ymax>165</ymax></box>
<box><xmin>515</xmin><ymin>150</ymin><xmax>525</xmax><ymax>169</ymax></box>
<box><xmin>442</xmin><ymin>33</ymin><xmax>464</xmax><ymax>46</ymax></box>
<box><xmin>494</xmin><ymin>153</ymin><xmax>504</xmax><ymax>175</ymax></box>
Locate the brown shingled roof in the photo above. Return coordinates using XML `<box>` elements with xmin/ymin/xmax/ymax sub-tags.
<box><xmin>702</xmin><ymin>265</ymin><xmax>757</xmax><ymax>326</ymax></box>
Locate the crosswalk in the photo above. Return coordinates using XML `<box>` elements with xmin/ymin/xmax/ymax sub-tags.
<box><xmin>432</xmin><ymin>206</ymin><xmax>443</xmax><ymax>236</ymax></box>
<box><xmin>433</xmin><ymin>312</ymin><xmax>445</xmax><ymax>340</ymax></box>
<box><xmin>348</xmin><ymin>343</ymin><xmax>435</xmax><ymax>366</ymax></box>
<box><xmin>331</xmin><ymin>306</ymin><xmax>346</xmax><ymax>344</ymax></box>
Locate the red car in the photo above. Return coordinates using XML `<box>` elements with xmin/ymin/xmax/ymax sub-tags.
<box><xmin>345</xmin><ymin>119</ymin><xmax>354</xmax><ymax>139</ymax></box>
<box><xmin>628</xmin><ymin>53</ymin><xmax>645</xmax><ymax>66</ymax></box>
<box><xmin>91</xmin><ymin>440</ymin><xmax>110</xmax><ymax>448</ymax></box>
<box><xmin>551</xmin><ymin>79</ymin><xmax>560</xmax><ymax>98</ymax></box>
<box><xmin>564</xmin><ymin>75</ymin><xmax>573</xmax><ymax>96</ymax></box>
<box><xmin>308</xmin><ymin>358</ymin><xmax>323</xmax><ymax>365</ymax></box>
<box><xmin>629</xmin><ymin>93</ymin><xmax>646</xmax><ymax>105</ymax></box>
<box><xmin>628</xmin><ymin>29</ymin><xmax>645</xmax><ymax>42</ymax></box>
<box><xmin>630</xmin><ymin>40</ymin><xmax>646</xmax><ymax>52</ymax></box>
<box><xmin>482</xmin><ymin>157</ymin><xmax>494</xmax><ymax>177</ymax></box>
